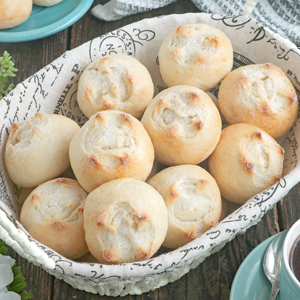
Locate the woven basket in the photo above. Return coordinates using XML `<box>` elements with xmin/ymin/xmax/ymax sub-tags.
<box><xmin>1</xmin><ymin>10</ymin><xmax>300</xmax><ymax>297</ymax></box>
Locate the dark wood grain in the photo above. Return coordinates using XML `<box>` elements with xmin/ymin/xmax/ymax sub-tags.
<box><xmin>278</xmin><ymin>185</ymin><xmax>300</xmax><ymax>229</ymax></box>
<box><xmin>0</xmin><ymin>0</ymin><xmax>296</xmax><ymax>299</ymax></box>
<box><xmin>0</xmin><ymin>30</ymin><xmax>68</xmax><ymax>88</ymax></box>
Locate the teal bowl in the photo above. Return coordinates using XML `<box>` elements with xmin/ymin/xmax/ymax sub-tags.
<box><xmin>0</xmin><ymin>0</ymin><xmax>94</xmax><ymax>42</ymax></box>
<box><xmin>230</xmin><ymin>231</ymin><xmax>288</xmax><ymax>300</ymax></box>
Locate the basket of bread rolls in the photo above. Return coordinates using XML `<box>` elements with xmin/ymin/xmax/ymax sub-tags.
<box><xmin>0</xmin><ymin>12</ymin><xmax>300</xmax><ymax>297</ymax></box>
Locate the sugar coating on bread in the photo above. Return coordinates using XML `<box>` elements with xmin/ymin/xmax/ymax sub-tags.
<box><xmin>20</xmin><ymin>178</ymin><xmax>88</xmax><ymax>259</ymax></box>
<box><xmin>141</xmin><ymin>85</ymin><xmax>221</xmax><ymax>165</ymax></box>
<box><xmin>84</xmin><ymin>178</ymin><xmax>168</xmax><ymax>264</ymax></box>
<box><xmin>208</xmin><ymin>123</ymin><xmax>284</xmax><ymax>204</ymax></box>
<box><xmin>218</xmin><ymin>63</ymin><xmax>298</xmax><ymax>139</ymax></box>
<box><xmin>69</xmin><ymin>110</ymin><xmax>154</xmax><ymax>192</ymax></box>
<box><xmin>5</xmin><ymin>113</ymin><xmax>80</xmax><ymax>188</ymax></box>
<box><xmin>158</xmin><ymin>23</ymin><xmax>233</xmax><ymax>91</ymax></box>
<box><xmin>148</xmin><ymin>165</ymin><xmax>221</xmax><ymax>248</ymax></box>
<box><xmin>0</xmin><ymin>0</ymin><xmax>32</xmax><ymax>30</ymax></box>
<box><xmin>77</xmin><ymin>54</ymin><xmax>154</xmax><ymax>119</ymax></box>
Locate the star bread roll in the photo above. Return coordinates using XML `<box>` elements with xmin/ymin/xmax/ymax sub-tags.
<box><xmin>20</xmin><ymin>178</ymin><xmax>88</xmax><ymax>260</ymax></box>
<box><xmin>77</xmin><ymin>54</ymin><xmax>154</xmax><ymax>119</ymax></box>
<box><xmin>148</xmin><ymin>165</ymin><xmax>221</xmax><ymax>249</ymax></box>
<box><xmin>158</xmin><ymin>23</ymin><xmax>233</xmax><ymax>91</ymax></box>
<box><xmin>218</xmin><ymin>63</ymin><xmax>298</xmax><ymax>139</ymax></box>
<box><xmin>208</xmin><ymin>123</ymin><xmax>284</xmax><ymax>204</ymax></box>
<box><xmin>141</xmin><ymin>85</ymin><xmax>221</xmax><ymax>166</ymax></box>
<box><xmin>5</xmin><ymin>113</ymin><xmax>80</xmax><ymax>188</ymax></box>
<box><xmin>84</xmin><ymin>178</ymin><xmax>168</xmax><ymax>264</ymax></box>
<box><xmin>69</xmin><ymin>110</ymin><xmax>154</xmax><ymax>192</ymax></box>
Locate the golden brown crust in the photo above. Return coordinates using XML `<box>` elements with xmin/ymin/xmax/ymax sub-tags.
<box><xmin>208</xmin><ymin>123</ymin><xmax>284</xmax><ymax>204</ymax></box>
<box><xmin>5</xmin><ymin>113</ymin><xmax>80</xmax><ymax>188</ymax></box>
<box><xmin>69</xmin><ymin>110</ymin><xmax>154</xmax><ymax>192</ymax></box>
<box><xmin>20</xmin><ymin>178</ymin><xmax>88</xmax><ymax>259</ymax></box>
<box><xmin>0</xmin><ymin>0</ymin><xmax>32</xmax><ymax>30</ymax></box>
<box><xmin>84</xmin><ymin>178</ymin><xmax>168</xmax><ymax>264</ymax></box>
<box><xmin>158</xmin><ymin>23</ymin><xmax>233</xmax><ymax>91</ymax></box>
<box><xmin>77</xmin><ymin>54</ymin><xmax>154</xmax><ymax>119</ymax></box>
<box><xmin>218</xmin><ymin>63</ymin><xmax>298</xmax><ymax>139</ymax></box>
<box><xmin>141</xmin><ymin>85</ymin><xmax>221</xmax><ymax>166</ymax></box>
<box><xmin>148</xmin><ymin>165</ymin><xmax>221</xmax><ymax>249</ymax></box>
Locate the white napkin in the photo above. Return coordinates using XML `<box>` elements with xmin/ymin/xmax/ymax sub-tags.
<box><xmin>92</xmin><ymin>0</ymin><xmax>176</xmax><ymax>21</ymax></box>
<box><xmin>92</xmin><ymin>0</ymin><xmax>300</xmax><ymax>46</ymax></box>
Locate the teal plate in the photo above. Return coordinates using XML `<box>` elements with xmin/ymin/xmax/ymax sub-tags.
<box><xmin>230</xmin><ymin>231</ymin><xmax>288</xmax><ymax>300</ymax></box>
<box><xmin>0</xmin><ymin>0</ymin><xmax>94</xmax><ymax>43</ymax></box>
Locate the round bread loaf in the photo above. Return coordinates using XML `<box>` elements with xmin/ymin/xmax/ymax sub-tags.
<box><xmin>20</xmin><ymin>178</ymin><xmax>88</xmax><ymax>259</ymax></box>
<box><xmin>208</xmin><ymin>123</ymin><xmax>284</xmax><ymax>204</ymax></box>
<box><xmin>5</xmin><ymin>113</ymin><xmax>80</xmax><ymax>188</ymax></box>
<box><xmin>77</xmin><ymin>54</ymin><xmax>154</xmax><ymax>119</ymax></box>
<box><xmin>0</xmin><ymin>0</ymin><xmax>32</xmax><ymax>30</ymax></box>
<box><xmin>84</xmin><ymin>178</ymin><xmax>168</xmax><ymax>264</ymax></box>
<box><xmin>141</xmin><ymin>85</ymin><xmax>221</xmax><ymax>165</ymax></box>
<box><xmin>218</xmin><ymin>63</ymin><xmax>298</xmax><ymax>139</ymax></box>
<box><xmin>148</xmin><ymin>165</ymin><xmax>221</xmax><ymax>249</ymax></box>
<box><xmin>158</xmin><ymin>23</ymin><xmax>233</xmax><ymax>91</ymax></box>
<box><xmin>33</xmin><ymin>0</ymin><xmax>63</xmax><ymax>6</ymax></box>
<box><xmin>69</xmin><ymin>110</ymin><xmax>154</xmax><ymax>192</ymax></box>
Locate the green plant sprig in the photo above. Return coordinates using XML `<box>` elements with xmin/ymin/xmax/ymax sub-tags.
<box><xmin>0</xmin><ymin>51</ymin><xmax>18</xmax><ymax>99</ymax></box>
<box><xmin>0</xmin><ymin>241</ymin><xmax>33</xmax><ymax>300</ymax></box>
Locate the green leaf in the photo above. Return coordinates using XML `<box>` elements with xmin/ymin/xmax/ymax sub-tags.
<box><xmin>21</xmin><ymin>292</ymin><xmax>33</xmax><ymax>300</ymax></box>
<box><xmin>0</xmin><ymin>51</ymin><xmax>18</xmax><ymax>99</ymax></box>
<box><xmin>0</xmin><ymin>239</ymin><xmax>33</xmax><ymax>299</ymax></box>
<box><xmin>0</xmin><ymin>240</ymin><xmax>8</xmax><ymax>255</ymax></box>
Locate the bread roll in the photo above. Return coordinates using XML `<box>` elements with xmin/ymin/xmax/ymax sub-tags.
<box><xmin>141</xmin><ymin>86</ymin><xmax>221</xmax><ymax>166</ymax></box>
<box><xmin>84</xmin><ymin>178</ymin><xmax>168</xmax><ymax>264</ymax></box>
<box><xmin>77</xmin><ymin>54</ymin><xmax>154</xmax><ymax>119</ymax></box>
<box><xmin>148</xmin><ymin>165</ymin><xmax>221</xmax><ymax>249</ymax></box>
<box><xmin>33</xmin><ymin>0</ymin><xmax>63</xmax><ymax>6</ymax></box>
<box><xmin>20</xmin><ymin>178</ymin><xmax>88</xmax><ymax>259</ymax></box>
<box><xmin>218</xmin><ymin>63</ymin><xmax>298</xmax><ymax>139</ymax></box>
<box><xmin>69</xmin><ymin>110</ymin><xmax>154</xmax><ymax>192</ymax></box>
<box><xmin>158</xmin><ymin>23</ymin><xmax>233</xmax><ymax>91</ymax></box>
<box><xmin>0</xmin><ymin>0</ymin><xmax>32</xmax><ymax>30</ymax></box>
<box><xmin>208</xmin><ymin>123</ymin><xmax>284</xmax><ymax>204</ymax></box>
<box><xmin>5</xmin><ymin>113</ymin><xmax>80</xmax><ymax>188</ymax></box>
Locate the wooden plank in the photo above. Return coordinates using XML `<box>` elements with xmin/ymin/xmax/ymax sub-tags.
<box><xmin>0</xmin><ymin>30</ymin><xmax>69</xmax><ymax>88</ymax></box>
<box><xmin>186</xmin><ymin>207</ymin><xmax>279</xmax><ymax>300</ymax></box>
<box><xmin>278</xmin><ymin>184</ymin><xmax>300</xmax><ymax>229</ymax></box>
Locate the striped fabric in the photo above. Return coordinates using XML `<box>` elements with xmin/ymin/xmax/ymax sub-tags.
<box><xmin>92</xmin><ymin>0</ymin><xmax>300</xmax><ymax>46</ymax></box>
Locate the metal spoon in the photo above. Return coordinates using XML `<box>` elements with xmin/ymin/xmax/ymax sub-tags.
<box><xmin>263</xmin><ymin>230</ymin><xmax>287</xmax><ymax>300</ymax></box>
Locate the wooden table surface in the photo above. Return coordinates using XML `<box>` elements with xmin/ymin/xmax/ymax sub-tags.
<box><xmin>1</xmin><ymin>1</ymin><xmax>299</xmax><ymax>299</ymax></box>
